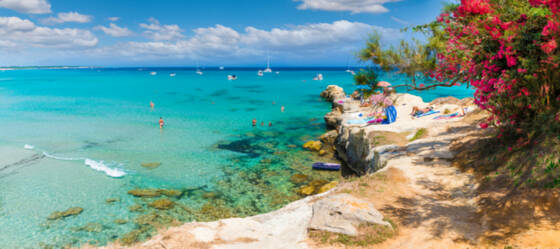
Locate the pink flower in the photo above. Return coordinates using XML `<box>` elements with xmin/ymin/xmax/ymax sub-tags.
<box><xmin>517</xmin><ymin>68</ymin><xmax>527</xmax><ymax>73</ymax></box>
<box><xmin>541</xmin><ymin>39</ymin><xmax>557</xmax><ymax>54</ymax></box>
<box><xmin>480</xmin><ymin>123</ymin><xmax>489</xmax><ymax>129</ymax></box>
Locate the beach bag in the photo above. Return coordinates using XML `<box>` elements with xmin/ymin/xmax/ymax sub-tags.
<box><xmin>381</xmin><ymin>105</ymin><xmax>397</xmax><ymax>124</ymax></box>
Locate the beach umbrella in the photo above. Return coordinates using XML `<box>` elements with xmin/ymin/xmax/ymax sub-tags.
<box><xmin>377</xmin><ymin>81</ymin><xmax>391</xmax><ymax>87</ymax></box>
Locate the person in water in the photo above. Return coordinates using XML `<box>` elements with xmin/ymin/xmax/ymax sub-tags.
<box><xmin>269</xmin><ymin>122</ymin><xmax>272</xmax><ymax>127</ymax></box>
<box><xmin>261</xmin><ymin>121</ymin><xmax>264</xmax><ymax>126</ymax></box>
<box><xmin>150</xmin><ymin>101</ymin><xmax>155</xmax><ymax>109</ymax></box>
<box><xmin>281</xmin><ymin>106</ymin><xmax>285</xmax><ymax>112</ymax></box>
<box><xmin>252</xmin><ymin>119</ymin><xmax>257</xmax><ymax>127</ymax></box>
<box><xmin>159</xmin><ymin>117</ymin><xmax>164</xmax><ymax>128</ymax></box>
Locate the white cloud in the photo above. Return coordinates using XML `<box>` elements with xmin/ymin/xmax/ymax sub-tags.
<box><xmin>0</xmin><ymin>16</ymin><xmax>98</xmax><ymax>49</ymax></box>
<box><xmin>294</xmin><ymin>0</ymin><xmax>401</xmax><ymax>14</ymax></box>
<box><xmin>0</xmin><ymin>0</ymin><xmax>51</xmax><ymax>14</ymax></box>
<box><xmin>139</xmin><ymin>18</ymin><xmax>184</xmax><ymax>41</ymax></box>
<box><xmin>100</xmin><ymin>20</ymin><xmax>400</xmax><ymax>60</ymax></box>
<box><xmin>95</xmin><ymin>23</ymin><xmax>132</xmax><ymax>37</ymax></box>
<box><xmin>108</xmin><ymin>17</ymin><xmax>120</xmax><ymax>22</ymax></box>
<box><xmin>43</xmin><ymin>11</ymin><xmax>92</xmax><ymax>24</ymax></box>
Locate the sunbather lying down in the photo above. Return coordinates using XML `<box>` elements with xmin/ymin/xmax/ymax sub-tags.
<box><xmin>410</xmin><ymin>106</ymin><xmax>433</xmax><ymax>116</ymax></box>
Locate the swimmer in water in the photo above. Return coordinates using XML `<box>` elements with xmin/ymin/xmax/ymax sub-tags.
<box><xmin>150</xmin><ymin>101</ymin><xmax>155</xmax><ymax>109</ymax></box>
<box><xmin>281</xmin><ymin>106</ymin><xmax>285</xmax><ymax>112</ymax></box>
<box><xmin>269</xmin><ymin>122</ymin><xmax>272</xmax><ymax>127</ymax></box>
<box><xmin>159</xmin><ymin>117</ymin><xmax>164</xmax><ymax>129</ymax></box>
<box><xmin>272</xmin><ymin>101</ymin><xmax>276</xmax><ymax>105</ymax></box>
<box><xmin>252</xmin><ymin>119</ymin><xmax>257</xmax><ymax>127</ymax></box>
<box><xmin>261</xmin><ymin>121</ymin><xmax>264</xmax><ymax>126</ymax></box>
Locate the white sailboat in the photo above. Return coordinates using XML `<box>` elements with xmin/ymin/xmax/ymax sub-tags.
<box><xmin>196</xmin><ymin>69</ymin><xmax>203</xmax><ymax>75</ymax></box>
<box><xmin>313</xmin><ymin>73</ymin><xmax>323</xmax><ymax>81</ymax></box>
<box><xmin>228</xmin><ymin>75</ymin><xmax>238</xmax><ymax>80</ymax></box>
<box><xmin>150</xmin><ymin>71</ymin><xmax>157</xmax><ymax>76</ymax></box>
<box><xmin>257</xmin><ymin>70</ymin><xmax>264</xmax><ymax>77</ymax></box>
<box><xmin>263</xmin><ymin>56</ymin><xmax>272</xmax><ymax>73</ymax></box>
<box><xmin>169</xmin><ymin>73</ymin><xmax>176</xmax><ymax>77</ymax></box>
<box><xmin>219</xmin><ymin>66</ymin><xmax>224</xmax><ymax>70</ymax></box>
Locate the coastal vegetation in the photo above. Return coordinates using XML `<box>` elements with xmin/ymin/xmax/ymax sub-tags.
<box><xmin>354</xmin><ymin>0</ymin><xmax>560</xmax><ymax>190</ymax></box>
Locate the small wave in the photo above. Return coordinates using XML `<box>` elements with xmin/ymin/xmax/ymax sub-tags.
<box><xmin>43</xmin><ymin>152</ymin><xmax>82</xmax><ymax>161</ymax></box>
<box><xmin>23</xmin><ymin>144</ymin><xmax>34</xmax><ymax>150</ymax></box>
<box><xmin>84</xmin><ymin>159</ymin><xmax>126</xmax><ymax>178</ymax></box>
<box><xmin>43</xmin><ymin>152</ymin><xmax>126</xmax><ymax>178</ymax></box>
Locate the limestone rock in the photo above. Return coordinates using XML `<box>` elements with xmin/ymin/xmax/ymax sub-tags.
<box><xmin>320</xmin><ymin>85</ymin><xmax>346</xmax><ymax>102</ymax></box>
<box><xmin>149</xmin><ymin>199</ymin><xmax>175</xmax><ymax>210</ymax></box>
<box><xmin>309</xmin><ymin>194</ymin><xmax>391</xmax><ymax>236</ymax></box>
<box><xmin>324</xmin><ymin>110</ymin><xmax>342</xmax><ymax>130</ymax></box>
<box><xmin>320</xmin><ymin>130</ymin><xmax>338</xmax><ymax>145</ymax></box>
<box><xmin>47</xmin><ymin>207</ymin><xmax>83</xmax><ymax>220</ymax></box>
<box><xmin>303</xmin><ymin>141</ymin><xmax>322</xmax><ymax>152</ymax></box>
<box><xmin>318</xmin><ymin>150</ymin><xmax>327</xmax><ymax>156</ymax></box>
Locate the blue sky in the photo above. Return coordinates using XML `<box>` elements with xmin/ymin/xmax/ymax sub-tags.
<box><xmin>0</xmin><ymin>0</ymin><xmax>448</xmax><ymax>66</ymax></box>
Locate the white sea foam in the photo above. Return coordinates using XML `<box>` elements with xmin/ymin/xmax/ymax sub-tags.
<box><xmin>43</xmin><ymin>152</ymin><xmax>126</xmax><ymax>178</ymax></box>
<box><xmin>84</xmin><ymin>159</ymin><xmax>126</xmax><ymax>178</ymax></box>
<box><xmin>43</xmin><ymin>152</ymin><xmax>82</xmax><ymax>161</ymax></box>
<box><xmin>23</xmin><ymin>144</ymin><xmax>34</xmax><ymax>150</ymax></box>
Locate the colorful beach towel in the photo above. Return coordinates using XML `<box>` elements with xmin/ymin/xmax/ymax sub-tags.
<box><xmin>434</xmin><ymin>112</ymin><xmax>460</xmax><ymax>120</ymax></box>
<box><xmin>415</xmin><ymin>110</ymin><xmax>440</xmax><ymax>118</ymax></box>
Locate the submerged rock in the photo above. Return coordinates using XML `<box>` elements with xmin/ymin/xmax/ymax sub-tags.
<box><xmin>120</xmin><ymin>229</ymin><xmax>141</xmax><ymax>245</ymax></box>
<box><xmin>127</xmin><ymin>188</ymin><xmax>183</xmax><ymax>198</ymax></box>
<box><xmin>114</xmin><ymin>219</ymin><xmax>128</xmax><ymax>225</ymax></box>
<box><xmin>128</xmin><ymin>204</ymin><xmax>144</xmax><ymax>212</ymax></box>
<box><xmin>141</xmin><ymin>162</ymin><xmax>162</xmax><ymax>169</ymax></box>
<box><xmin>78</xmin><ymin>222</ymin><xmax>104</xmax><ymax>233</ymax></box>
<box><xmin>309</xmin><ymin>194</ymin><xmax>391</xmax><ymax>236</ymax></box>
<box><xmin>128</xmin><ymin>189</ymin><xmax>161</xmax><ymax>198</ymax></box>
<box><xmin>290</xmin><ymin>174</ymin><xmax>309</xmax><ymax>184</ymax></box>
<box><xmin>303</xmin><ymin>141</ymin><xmax>322</xmax><ymax>152</ymax></box>
<box><xmin>318</xmin><ymin>181</ymin><xmax>338</xmax><ymax>193</ymax></box>
<box><xmin>47</xmin><ymin>207</ymin><xmax>83</xmax><ymax>220</ymax></box>
<box><xmin>298</xmin><ymin>185</ymin><xmax>315</xmax><ymax>196</ymax></box>
<box><xmin>105</xmin><ymin>197</ymin><xmax>120</xmax><ymax>203</ymax></box>
<box><xmin>159</xmin><ymin>189</ymin><xmax>183</xmax><ymax>198</ymax></box>
<box><xmin>149</xmin><ymin>199</ymin><xmax>175</xmax><ymax>210</ymax></box>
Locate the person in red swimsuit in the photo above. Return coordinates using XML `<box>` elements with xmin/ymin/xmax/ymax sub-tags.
<box><xmin>159</xmin><ymin>117</ymin><xmax>164</xmax><ymax>129</ymax></box>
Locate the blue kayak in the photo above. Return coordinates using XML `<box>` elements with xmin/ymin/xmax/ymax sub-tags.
<box><xmin>312</xmin><ymin>162</ymin><xmax>341</xmax><ymax>171</ymax></box>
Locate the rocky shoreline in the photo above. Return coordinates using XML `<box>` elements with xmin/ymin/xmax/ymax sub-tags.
<box><xmin>92</xmin><ymin>85</ymin><xmax>477</xmax><ymax>249</ymax></box>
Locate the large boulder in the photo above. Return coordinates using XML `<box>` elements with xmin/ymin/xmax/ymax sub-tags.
<box><xmin>324</xmin><ymin>110</ymin><xmax>343</xmax><ymax>130</ymax></box>
<box><xmin>320</xmin><ymin>85</ymin><xmax>346</xmax><ymax>102</ymax></box>
<box><xmin>309</xmin><ymin>194</ymin><xmax>391</xmax><ymax>236</ymax></box>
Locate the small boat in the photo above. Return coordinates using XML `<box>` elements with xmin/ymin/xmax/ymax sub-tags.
<box><xmin>219</xmin><ymin>66</ymin><xmax>224</xmax><ymax>70</ymax></box>
<box><xmin>150</xmin><ymin>72</ymin><xmax>157</xmax><ymax>76</ymax></box>
<box><xmin>196</xmin><ymin>69</ymin><xmax>203</xmax><ymax>75</ymax></box>
<box><xmin>276</xmin><ymin>71</ymin><xmax>280</xmax><ymax>74</ymax></box>
<box><xmin>312</xmin><ymin>162</ymin><xmax>340</xmax><ymax>171</ymax></box>
<box><xmin>228</xmin><ymin>75</ymin><xmax>237</xmax><ymax>80</ymax></box>
<box><xmin>313</xmin><ymin>73</ymin><xmax>323</xmax><ymax>81</ymax></box>
<box><xmin>263</xmin><ymin>55</ymin><xmax>272</xmax><ymax>73</ymax></box>
<box><xmin>169</xmin><ymin>73</ymin><xmax>176</xmax><ymax>77</ymax></box>
<box><xmin>257</xmin><ymin>70</ymin><xmax>264</xmax><ymax>76</ymax></box>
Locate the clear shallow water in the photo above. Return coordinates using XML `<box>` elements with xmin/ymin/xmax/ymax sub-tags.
<box><xmin>0</xmin><ymin>68</ymin><xmax>473</xmax><ymax>248</ymax></box>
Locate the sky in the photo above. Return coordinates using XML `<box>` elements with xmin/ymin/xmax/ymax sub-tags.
<box><xmin>0</xmin><ymin>0</ymin><xmax>448</xmax><ymax>67</ymax></box>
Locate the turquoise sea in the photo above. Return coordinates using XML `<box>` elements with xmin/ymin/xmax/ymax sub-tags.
<box><xmin>0</xmin><ymin>67</ymin><xmax>474</xmax><ymax>248</ymax></box>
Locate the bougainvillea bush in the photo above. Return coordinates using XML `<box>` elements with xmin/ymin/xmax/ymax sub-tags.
<box><xmin>360</xmin><ymin>0</ymin><xmax>559</xmax><ymax>144</ymax></box>
<box><xmin>432</xmin><ymin>0</ymin><xmax>559</xmax><ymax>140</ymax></box>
